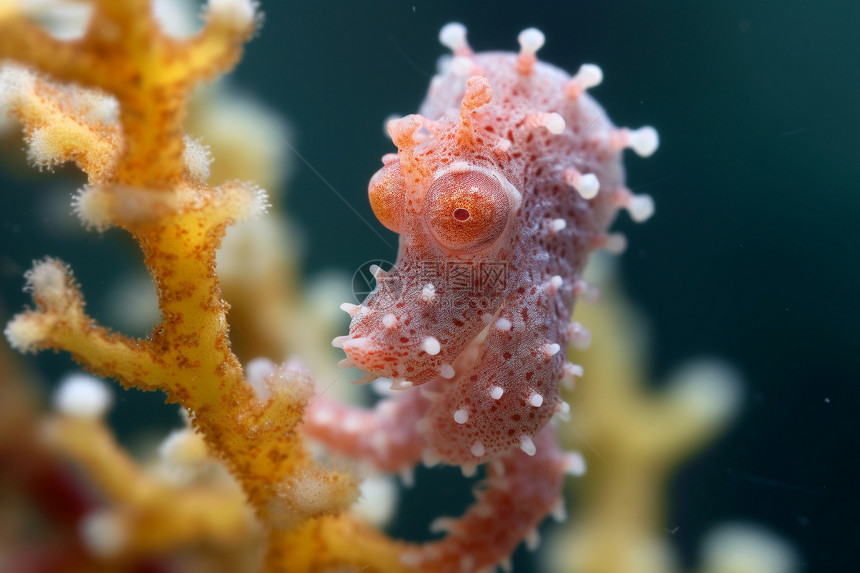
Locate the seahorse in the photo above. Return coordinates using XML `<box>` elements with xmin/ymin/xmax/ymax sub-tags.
<box><xmin>307</xmin><ymin>23</ymin><xmax>658</xmax><ymax>571</ymax></box>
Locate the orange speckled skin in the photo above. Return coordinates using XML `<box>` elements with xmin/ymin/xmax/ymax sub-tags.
<box><xmin>345</xmin><ymin>52</ymin><xmax>625</xmax><ymax>465</ymax></box>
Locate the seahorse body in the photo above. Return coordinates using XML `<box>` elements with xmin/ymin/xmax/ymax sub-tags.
<box><xmin>335</xmin><ymin>24</ymin><xmax>657</xmax><ymax>467</ymax></box>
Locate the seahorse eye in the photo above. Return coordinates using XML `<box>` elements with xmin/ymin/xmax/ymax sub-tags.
<box><xmin>368</xmin><ymin>164</ymin><xmax>406</xmax><ymax>233</ymax></box>
<box><xmin>424</xmin><ymin>170</ymin><xmax>511</xmax><ymax>253</ymax></box>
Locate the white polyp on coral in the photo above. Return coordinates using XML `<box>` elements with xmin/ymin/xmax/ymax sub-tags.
<box><xmin>245</xmin><ymin>356</ymin><xmax>277</xmax><ymax>401</ymax></box>
<box><xmin>153</xmin><ymin>0</ymin><xmax>201</xmax><ymax>38</ymax></box>
<box><xmin>353</xmin><ymin>473</ymin><xmax>398</xmax><ymax>527</ymax></box>
<box><xmin>72</xmin><ymin>185</ymin><xmax>113</xmax><ymax>231</ymax></box>
<box><xmin>700</xmin><ymin>523</ymin><xmax>798</xmax><ymax>573</ymax></box>
<box><xmin>24</xmin><ymin>258</ymin><xmax>72</xmax><ymax>310</ymax></box>
<box><xmin>53</xmin><ymin>373</ymin><xmax>113</xmax><ymax>419</ymax></box>
<box><xmin>667</xmin><ymin>359</ymin><xmax>742</xmax><ymax>426</ymax></box>
<box><xmin>17</xmin><ymin>0</ymin><xmax>94</xmax><ymax>40</ymax></box>
<box><xmin>206</xmin><ymin>0</ymin><xmax>257</xmax><ymax>30</ymax></box>
<box><xmin>80</xmin><ymin>509</ymin><xmax>128</xmax><ymax>558</ymax></box>
<box><xmin>158</xmin><ymin>427</ymin><xmax>209</xmax><ymax>483</ymax></box>
<box><xmin>4</xmin><ymin>258</ymin><xmax>75</xmax><ymax>352</ymax></box>
<box><xmin>182</xmin><ymin>134</ymin><xmax>213</xmax><ymax>182</ymax></box>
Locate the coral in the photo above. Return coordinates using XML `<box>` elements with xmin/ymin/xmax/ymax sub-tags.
<box><xmin>0</xmin><ymin>1</ymin><xmax>404</xmax><ymax>571</ymax></box>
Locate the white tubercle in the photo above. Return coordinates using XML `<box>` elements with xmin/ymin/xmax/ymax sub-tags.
<box><xmin>548</xmin><ymin>275</ymin><xmax>563</xmax><ymax>295</ymax></box>
<box><xmin>628</xmin><ymin>126</ymin><xmax>660</xmax><ymax>157</ymax></box>
<box><xmin>421</xmin><ymin>282</ymin><xmax>437</xmax><ymax>302</ymax></box>
<box><xmin>526</xmin><ymin>529</ymin><xmax>542</xmax><ymax>551</ymax></box>
<box><xmin>54</xmin><ymin>374</ymin><xmax>112</xmax><ymax>418</ymax></box>
<box><xmin>555</xmin><ymin>401</ymin><xmax>572</xmax><ymax>421</ymax></box>
<box><xmin>461</xmin><ymin>464</ymin><xmax>477</xmax><ymax>478</ymax></box>
<box><xmin>440</xmin><ymin>363</ymin><xmax>456</xmax><ymax>379</ymax></box>
<box><xmin>429</xmin><ymin>516</ymin><xmax>458</xmax><ymax>534</ymax></box>
<box><xmin>542</xmin><ymin>343</ymin><xmax>561</xmax><ymax>357</ymax></box>
<box><xmin>568</xmin><ymin>321</ymin><xmax>592</xmax><ymax>350</ymax></box>
<box><xmin>389</xmin><ymin>379</ymin><xmax>413</xmax><ymax>391</ymax></box>
<box><xmin>422</xmin><ymin>336</ymin><xmax>441</xmax><ymax>356</ymax></box>
<box><xmin>450</xmin><ymin>56</ymin><xmax>473</xmax><ymax>77</ymax></box>
<box><xmin>564</xmin><ymin>451</ymin><xmax>587</xmax><ymax>476</ymax></box>
<box><xmin>453</xmin><ymin>409</ymin><xmax>469</xmax><ymax>424</ymax></box>
<box><xmin>382</xmin><ymin>313</ymin><xmax>399</xmax><ymax>329</ymax></box>
<box><xmin>490</xmin><ymin>385</ymin><xmax>504</xmax><ymax>400</ymax></box>
<box><xmin>529</xmin><ymin>392</ymin><xmax>544</xmax><ymax>408</ymax></box>
<box><xmin>369</xmin><ymin>264</ymin><xmax>386</xmax><ymax>280</ymax></box>
<box><xmin>439</xmin><ymin>22</ymin><xmax>469</xmax><ymax>53</ymax></box>
<box><xmin>331</xmin><ymin>335</ymin><xmax>349</xmax><ymax>348</ymax></box>
<box><xmin>627</xmin><ymin>193</ymin><xmax>655</xmax><ymax>222</ymax></box>
<box><xmin>519</xmin><ymin>434</ymin><xmax>537</xmax><ymax>456</ymax></box>
<box><xmin>549</xmin><ymin>218</ymin><xmax>567</xmax><ymax>234</ymax></box>
<box><xmin>564</xmin><ymin>168</ymin><xmax>600</xmax><ymax>199</ymax></box>
<box><xmin>517</xmin><ymin>28</ymin><xmax>545</xmax><ymax>56</ymax></box>
<box><xmin>604</xmin><ymin>232</ymin><xmax>628</xmax><ymax>254</ymax></box>
<box><xmin>526</xmin><ymin>111</ymin><xmax>566</xmax><ymax>134</ymax></box>
<box><xmin>339</xmin><ymin>302</ymin><xmax>359</xmax><ymax>317</ymax></box>
<box><xmin>470</xmin><ymin>441</ymin><xmax>486</xmax><ymax>458</ymax></box>
<box><xmin>566</xmin><ymin>63</ymin><xmax>604</xmax><ymax>97</ymax></box>
<box><xmin>495</xmin><ymin>317</ymin><xmax>512</xmax><ymax>331</ymax></box>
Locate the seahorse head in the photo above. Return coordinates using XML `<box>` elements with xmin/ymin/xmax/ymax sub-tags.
<box><xmin>336</xmin><ymin>78</ymin><xmax>524</xmax><ymax>388</ymax></box>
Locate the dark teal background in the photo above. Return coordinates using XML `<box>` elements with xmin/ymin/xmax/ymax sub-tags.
<box><xmin>1</xmin><ymin>1</ymin><xmax>858</xmax><ymax>571</ymax></box>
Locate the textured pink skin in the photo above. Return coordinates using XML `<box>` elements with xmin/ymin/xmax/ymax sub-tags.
<box><xmin>305</xmin><ymin>30</ymin><xmax>651</xmax><ymax>572</ymax></box>
<box><xmin>343</xmin><ymin>52</ymin><xmax>623</xmax><ymax>466</ymax></box>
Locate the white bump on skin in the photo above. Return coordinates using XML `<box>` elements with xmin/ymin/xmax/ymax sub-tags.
<box><xmin>548</xmin><ymin>275</ymin><xmax>563</xmax><ymax>294</ymax></box>
<box><xmin>331</xmin><ymin>335</ymin><xmax>348</xmax><ymax>348</ymax></box>
<box><xmin>519</xmin><ymin>434</ymin><xmax>537</xmax><ymax>456</ymax></box>
<box><xmin>495</xmin><ymin>317</ymin><xmax>512</xmax><ymax>331</ymax></box>
<box><xmin>564</xmin><ymin>168</ymin><xmax>600</xmax><ymax>199</ymax></box>
<box><xmin>490</xmin><ymin>385</ymin><xmax>504</xmax><ymax>400</ymax></box>
<box><xmin>368</xmin><ymin>264</ymin><xmax>386</xmax><ymax>280</ymax></box>
<box><xmin>439</xmin><ymin>22</ymin><xmax>468</xmax><ymax>52</ymax></box>
<box><xmin>564</xmin><ymin>451</ymin><xmax>587</xmax><ymax>476</ymax></box>
<box><xmin>440</xmin><ymin>363</ymin><xmax>456</xmax><ymax>379</ymax></box>
<box><xmin>470</xmin><ymin>441</ymin><xmax>486</xmax><ymax>457</ymax></box>
<box><xmin>549</xmin><ymin>218</ymin><xmax>567</xmax><ymax>234</ymax></box>
<box><xmin>453</xmin><ymin>409</ymin><xmax>469</xmax><ymax>424</ymax></box>
<box><xmin>564</xmin><ymin>63</ymin><xmax>604</xmax><ymax>99</ymax></box>
<box><xmin>627</xmin><ymin>193</ymin><xmax>655</xmax><ymax>222</ymax></box>
<box><xmin>339</xmin><ymin>302</ymin><xmax>359</xmax><ymax>317</ymax></box>
<box><xmin>382</xmin><ymin>313</ymin><xmax>399</xmax><ymax>329</ymax></box>
<box><xmin>420</xmin><ymin>282</ymin><xmax>437</xmax><ymax>303</ymax></box>
<box><xmin>529</xmin><ymin>393</ymin><xmax>544</xmax><ymax>408</ymax></box>
<box><xmin>517</xmin><ymin>28</ymin><xmax>545</xmax><ymax>56</ymax></box>
<box><xmin>628</xmin><ymin>126</ymin><xmax>660</xmax><ymax>157</ymax></box>
<box><xmin>542</xmin><ymin>343</ymin><xmax>561</xmax><ymax>357</ymax></box>
<box><xmin>389</xmin><ymin>379</ymin><xmax>413</xmax><ymax>391</ymax></box>
<box><xmin>422</xmin><ymin>336</ymin><xmax>441</xmax><ymax>355</ymax></box>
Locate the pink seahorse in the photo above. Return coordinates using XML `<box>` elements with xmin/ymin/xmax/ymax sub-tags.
<box><xmin>306</xmin><ymin>23</ymin><xmax>658</xmax><ymax>571</ymax></box>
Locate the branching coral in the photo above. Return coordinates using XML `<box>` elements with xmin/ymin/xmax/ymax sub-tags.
<box><xmin>0</xmin><ymin>1</ymin><xmax>407</xmax><ymax>570</ymax></box>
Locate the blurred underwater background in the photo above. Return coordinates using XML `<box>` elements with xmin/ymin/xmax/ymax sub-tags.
<box><xmin>0</xmin><ymin>1</ymin><xmax>857</xmax><ymax>571</ymax></box>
